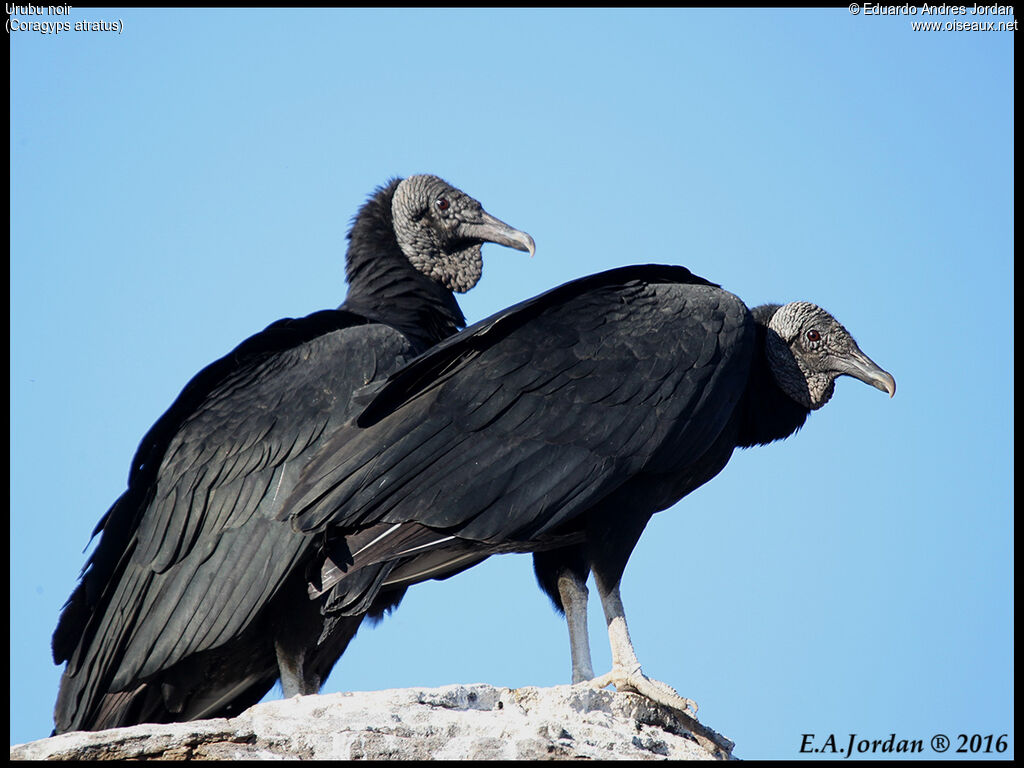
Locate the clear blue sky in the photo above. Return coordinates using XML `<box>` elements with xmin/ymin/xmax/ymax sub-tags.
<box><xmin>11</xmin><ymin>9</ymin><xmax>1012</xmax><ymax>759</ymax></box>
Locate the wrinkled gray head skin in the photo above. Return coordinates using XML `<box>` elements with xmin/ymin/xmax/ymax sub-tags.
<box><xmin>766</xmin><ymin>301</ymin><xmax>896</xmax><ymax>410</ymax></box>
<box><xmin>392</xmin><ymin>174</ymin><xmax>535</xmax><ymax>293</ymax></box>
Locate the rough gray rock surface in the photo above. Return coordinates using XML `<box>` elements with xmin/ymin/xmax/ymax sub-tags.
<box><xmin>11</xmin><ymin>683</ymin><xmax>735</xmax><ymax>760</ymax></box>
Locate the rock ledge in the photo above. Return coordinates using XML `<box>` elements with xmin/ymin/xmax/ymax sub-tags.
<box><xmin>11</xmin><ymin>683</ymin><xmax>735</xmax><ymax>760</ymax></box>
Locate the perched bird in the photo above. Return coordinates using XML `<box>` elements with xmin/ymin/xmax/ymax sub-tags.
<box><xmin>282</xmin><ymin>263</ymin><xmax>895</xmax><ymax>714</ymax></box>
<box><xmin>51</xmin><ymin>174</ymin><xmax>535</xmax><ymax>733</ymax></box>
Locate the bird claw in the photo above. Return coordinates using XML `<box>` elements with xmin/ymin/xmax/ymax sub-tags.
<box><xmin>589</xmin><ymin>666</ymin><xmax>698</xmax><ymax>716</ymax></box>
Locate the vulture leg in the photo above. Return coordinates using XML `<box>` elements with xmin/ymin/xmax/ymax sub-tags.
<box><xmin>557</xmin><ymin>571</ymin><xmax>594</xmax><ymax>683</ymax></box>
<box><xmin>275</xmin><ymin>641</ymin><xmax>319</xmax><ymax>698</ymax></box>
<box><xmin>589</xmin><ymin>576</ymin><xmax>698</xmax><ymax>716</ymax></box>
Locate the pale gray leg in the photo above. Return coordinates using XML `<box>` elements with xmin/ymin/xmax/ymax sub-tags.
<box><xmin>275</xmin><ymin>640</ymin><xmax>319</xmax><ymax>699</ymax></box>
<box><xmin>557</xmin><ymin>572</ymin><xmax>594</xmax><ymax>683</ymax></box>
<box><xmin>589</xmin><ymin>577</ymin><xmax>698</xmax><ymax>715</ymax></box>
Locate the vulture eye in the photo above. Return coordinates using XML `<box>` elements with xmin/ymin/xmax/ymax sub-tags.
<box><xmin>435</xmin><ymin>197</ymin><xmax>450</xmax><ymax>211</ymax></box>
<box><xmin>806</xmin><ymin>329</ymin><xmax>821</xmax><ymax>342</ymax></box>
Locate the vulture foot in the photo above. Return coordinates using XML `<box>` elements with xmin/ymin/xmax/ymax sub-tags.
<box><xmin>590</xmin><ymin>665</ymin><xmax>698</xmax><ymax>716</ymax></box>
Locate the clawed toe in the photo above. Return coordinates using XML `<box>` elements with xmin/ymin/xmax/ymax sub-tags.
<box><xmin>589</xmin><ymin>667</ymin><xmax>698</xmax><ymax>716</ymax></box>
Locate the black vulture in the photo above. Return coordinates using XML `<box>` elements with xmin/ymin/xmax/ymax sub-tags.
<box><xmin>50</xmin><ymin>174</ymin><xmax>535</xmax><ymax>734</ymax></box>
<box><xmin>281</xmin><ymin>264</ymin><xmax>895</xmax><ymax>714</ymax></box>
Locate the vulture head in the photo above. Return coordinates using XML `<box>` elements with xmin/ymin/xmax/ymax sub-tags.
<box><xmin>764</xmin><ymin>301</ymin><xmax>896</xmax><ymax>410</ymax></box>
<box><xmin>391</xmin><ymin>174</ymin><xmax>536</xmax><ymax>293</ymax></box>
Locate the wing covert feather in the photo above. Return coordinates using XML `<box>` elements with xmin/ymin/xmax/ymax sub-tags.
<box><xmin>58</xmin><ymin>316</ymin><xmax>418</xmax><ymax>699</ymax></box>
<box><xmin>286</xmin><ymin>275</ymin><xmax>754</xmax><ymax>552</ymax></box>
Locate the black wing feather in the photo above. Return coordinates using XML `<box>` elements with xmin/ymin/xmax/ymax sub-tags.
<box><xmin>285</xmin><ymin>267</ymin><xmax>751</xmax><ymax>560</ymax></box>
<box><xmin>52</xmin><ymin>310</ymin><xmax>416</xmax><ymax>731</ymax></box>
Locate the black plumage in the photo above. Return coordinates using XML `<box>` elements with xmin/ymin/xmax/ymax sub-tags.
<box><xmin>51</xmin><ymin>174</ymin><xmax>534</xmax><ymax>734</ymax></box>
<box><xmin>282</xmin><ymin>264</ymin><xmax>895</xmax><ymax>712</ymax></box>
